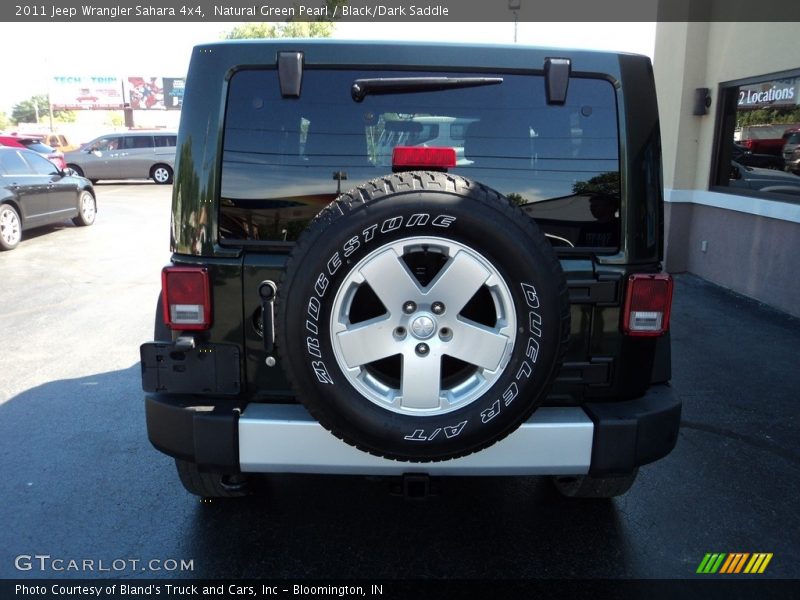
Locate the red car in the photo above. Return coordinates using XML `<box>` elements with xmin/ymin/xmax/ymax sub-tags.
<box><xmin>0</xmin><ymin>135</ymin><xmax>66</xmax><ymax>170</ymax></box>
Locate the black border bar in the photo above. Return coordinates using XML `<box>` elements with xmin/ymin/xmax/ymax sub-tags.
<box><xmin>2</xmin><ymin>0</ymin><xmax>799</xmax><ymax>23</ymax></box>
<box><xmin>4</xmin><ymin>578</ymin><xmax>800</xmax><ymax>600</ymax></box>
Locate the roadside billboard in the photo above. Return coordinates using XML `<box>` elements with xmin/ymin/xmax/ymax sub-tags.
<box><xmin>162</xmin><ymin>78</ymin><xmax>185</xmax><ymax>110</ymax></box>
<box><xmin>49</xmin><ymin>76</ymin><xmax>186</xmax><ymax>110</ymax></box>
<box><xmin>126</xmin><ymin>77</ymin><xmax>165</xmax><ymax>109</ymax></box>
<box><xmin>50</xmin><ymin>76</ymin><xmax>124</xmax><ymax>110</ymax></box>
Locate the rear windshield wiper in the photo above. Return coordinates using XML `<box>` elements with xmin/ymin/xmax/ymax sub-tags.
<box><xmin>351</xmin><ymin>77</ymin><xmax>503</xmax><ymax>102</ymax></box>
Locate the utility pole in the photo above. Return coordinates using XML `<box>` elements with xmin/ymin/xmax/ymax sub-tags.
<box><xmin>509</xmin><ymin>0</ymin><xmax>521</xmax><ymax>43</ymax></box>
<box><xmin>48</xmin><ymin>93</ymin><xmax>54</xmax><ymax>131</ymax></box>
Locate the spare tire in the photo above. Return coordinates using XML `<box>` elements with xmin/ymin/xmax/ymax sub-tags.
<box><xmin>276</xmin><ymin>171</ymin><xmax>569</xmax><ymax>461</ymax></box>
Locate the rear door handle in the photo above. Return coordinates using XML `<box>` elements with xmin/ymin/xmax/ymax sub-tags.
<box><xmin>258</xmin><ymin>280</ymin><xmax>277</xmax><ymax>353</ymax></box>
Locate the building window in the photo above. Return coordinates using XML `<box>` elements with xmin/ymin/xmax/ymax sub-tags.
<box><xmin>711</xmin><ymin>69</ymin><xmax>800</xmax><ymax>202</ymax></box>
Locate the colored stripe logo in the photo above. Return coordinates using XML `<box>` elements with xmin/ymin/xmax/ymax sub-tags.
<box><xmin>696</xmin><ymin>553</ymin><xmax>773</xmax><ymax>574</ymax></box>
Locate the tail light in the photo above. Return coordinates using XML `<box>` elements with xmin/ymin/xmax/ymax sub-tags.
<box><xmin>161</xmin><ymin>266</ymin><xmax>211</xmax><ymax>330</ymax></box>
<box><xmin>622</xmin><ymin>273</ymin><xmax>673</xmax><ymax>336</ymax></box>
<box><xmin>392</xmin><ymin>146</ymin><xmax>456</xmax><ymax>172</ymax></box>
<box><xmin>50</xmin><ymin>154</ymin><xmax>66</xmax><ymax>170</ymax></box>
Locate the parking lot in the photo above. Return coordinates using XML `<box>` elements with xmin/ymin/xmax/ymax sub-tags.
<box><xmin>1</xmin><ymin>182</ymin><xmax>799</xmax><ymax>581</ymax></box>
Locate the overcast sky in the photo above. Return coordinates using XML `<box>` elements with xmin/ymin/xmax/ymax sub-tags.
<box><xmin>0</xmin><ymin>21</ymin><xmax>655</xmax><ymax>114</ymax></box>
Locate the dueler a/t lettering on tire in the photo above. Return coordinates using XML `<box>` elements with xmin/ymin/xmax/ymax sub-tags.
<box><xmin>276</xmin><ymin>172</ymin><xmax>570</xmax><ymax>461</ymax></box>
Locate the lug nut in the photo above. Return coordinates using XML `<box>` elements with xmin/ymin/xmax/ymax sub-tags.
<box><xmin>439</xmin><ymin>327</ymin><xmax>452</xmax><ymax>341</ymax></box>
<box><xmin>403</xmin><ymin>301</ymin><xmax>417</xmax><ymax>314</ymax></box>
<box><xmin>431</xmin><ymin>302</ymin><xmax>445</xmax><ymax>315</ymax></box>
<box><xmin>394</xmin><ymin>326</ymin><xmax>407</xmax><ymax>339</ymax></box>
<box><xmin>415</xmin><ymin>343</ymin><xmax>429</xmax><ymax>356</ymax></box>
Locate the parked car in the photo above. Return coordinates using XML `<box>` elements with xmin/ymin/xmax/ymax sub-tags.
<box><xmin>0</xmin><ymin>147</ymin><xmax>96</xmax><ymax>250</ymax></box>
<box><xmin>0</xmin><ymin>135</ymin><xmax>66</xmax><ymax>170</ymax></box>
<box><xmin>784</xmin><ymin>149</ymin><xmax>800</xmax><ymax>175</ymax></box>
<box><xmin>782</xmin><ymin>130</ymin><xmax>800</xmax><ymax>174</ymax></box>
<box><xmin>731</xmin><ymin>142</ymin><xmax>784</xmax><ymax>170</ymax></box>
<box><xmin>141</xmin><ymin>40</ymin><xmax>679</xmax><ymax>500</ymax></box>
<box><xmin>737</xmin><ymin>124</ymin><xmax>800</xmax><ymax>156</ymax></box>
<box><xmin>37</xmin><ymin>132</ymin><xmax>79</xmax><ymax>153</ymax></box>
<box><xmin>63</xmin><ymin>131</ymin><xmax>177</xmax><ymax>184</ymax></box>
<box><xmin>729</xmin><ymin>160</ymin><xmax>800</xmax><ymax>196</ymax></box>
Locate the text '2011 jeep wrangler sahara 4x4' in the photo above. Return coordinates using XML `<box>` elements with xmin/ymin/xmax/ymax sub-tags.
<box><xmin>140</xmin><ymin>40</ymin><xmax>679</xmax><ymax>499</ymax></box>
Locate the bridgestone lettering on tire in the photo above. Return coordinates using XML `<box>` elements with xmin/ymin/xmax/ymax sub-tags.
<box><xmin>276</xmin><ymin>172</ymin><xmax>570</xmax><ymax>462</ymax></box>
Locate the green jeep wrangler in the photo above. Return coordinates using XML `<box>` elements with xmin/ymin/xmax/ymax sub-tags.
<box><xmin>140</xmin><ymin>40</ymin><xmax>680</xmax><ymax>499</ymax></box>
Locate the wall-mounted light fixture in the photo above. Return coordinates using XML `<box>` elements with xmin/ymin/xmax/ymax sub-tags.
<box><xmin>693</xmin><ymin>87</ymin><xmax>712</xmax><ymax>116</ymax></box>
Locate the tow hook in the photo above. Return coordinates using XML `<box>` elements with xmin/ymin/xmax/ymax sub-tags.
<box><xmin>397</xmin><ymin>474</ymin><xmax>433</xmax><ymax>500</ymax></box>
<box><xmin>174</xmin><ymin>336</ymin><xmax>196</xmax><ymax>351</ymax></box>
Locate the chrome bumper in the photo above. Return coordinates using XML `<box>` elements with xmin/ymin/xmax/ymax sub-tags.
<box><xmin>238</xmin><ymin>404</ymin><xmax>593</xmax><ymax>476</ymax></box>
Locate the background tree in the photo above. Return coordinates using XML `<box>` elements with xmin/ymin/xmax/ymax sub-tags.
<box><xmin>737</xmin><ymin>106</ymin><xmax>800</xmax><ymax>127</ymax></box>
<box><xmin>0</xmin><ymin>111</ymin><xmax>9</xmax><ymax>131</ymax></box>
<box><xmin>223</xmin><ymin>0</ymin><xmax>346</xmax><ymax>39</ymax></box>
<box><xmin>572</xmin><ymin>171</ymin><xmax>621</xmax><ymax>196</ymax></box>
<box><xmin>11</xmin><ymin>95</ymin><xmax>75</xmax><ymax>125</ymax></box>
<box><xmin>225</xmin><ymin>21</ymin><xmax>335</xmax><ymax>39</ymax></box>
<box><xmin>506</xmin><ymin>192</ymin><xmax>528</xmax><ymax>206</ymax></box>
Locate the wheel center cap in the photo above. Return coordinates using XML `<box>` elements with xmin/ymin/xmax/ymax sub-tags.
<box><xmin>410</xmin><ymin>313</ymin><xmax>437</xmax><ymax>340</ymax></box>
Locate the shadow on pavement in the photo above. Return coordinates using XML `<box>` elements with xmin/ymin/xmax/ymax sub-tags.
<box><xmin>0</xmin><ymin>365</ymin><xmax>631</xmax><ymax>580</ymax></box>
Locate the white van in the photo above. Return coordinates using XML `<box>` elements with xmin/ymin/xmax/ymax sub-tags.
<box><xmin>64</xmin><ymin>131</ymin><xmax>177</xmax><ymax>184</ymax></box>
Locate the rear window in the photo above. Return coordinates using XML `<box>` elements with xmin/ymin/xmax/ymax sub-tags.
<box><xmin>87</xmin><ymin>137</ymin><xmax>122</xmax><ymax>152</ymax></box>
<box><xmin>221</xmin><ymin>69</ymin><xmax>620</xmax><ymax>249</ymax></box>
<box><xmin>0</xmin><ymin>150</ymin><xmax>31</xmax><ymax>175</ymax></box>
<box><xmin>123</xmin><ymin>135</ymin><xmax>154</xmax><ymax>150</ymax></box>
<box><xmin>18</xmin><ymin>140</ymin><xmax>55</xmax><ymax>154</ymax></box>
<box><xmin>155</xmin><ymin>135</ymin><xmax>177</xmax><ymax>147</ymax></box>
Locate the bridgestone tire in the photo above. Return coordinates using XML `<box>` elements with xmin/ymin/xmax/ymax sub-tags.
<box><xmin>276</xmin><ymin>171</ymin><xmax>570</xmax><ymax>462</ymax></box>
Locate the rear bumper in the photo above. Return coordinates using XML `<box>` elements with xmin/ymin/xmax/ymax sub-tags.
<box><xmin>144</xmin><ymin>384</ymin><xmax>680</xmax><ymax>476</ymax></box>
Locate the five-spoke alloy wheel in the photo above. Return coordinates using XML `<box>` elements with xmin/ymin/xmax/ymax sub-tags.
<box><xmin>330</xmin><ymin>237</ymin><xmax>516</xmax><ymax>416</ymax></box>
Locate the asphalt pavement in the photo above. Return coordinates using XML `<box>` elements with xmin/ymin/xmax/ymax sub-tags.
<box><xmin>0</xmin><ymin>184</ymin><xmax>798</xmax><ymax>583</ymax></box>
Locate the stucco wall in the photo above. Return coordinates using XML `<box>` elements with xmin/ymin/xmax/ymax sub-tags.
<box><xmin>665</xmin><ymin>201</ymin><xmax>800</xmax><ymax>317</ymax></box>
<box><xmin>655</xmin><ymin>20</ymin><xmax>800</xmax><ymax>317</ymax></box>
<box><xmin>655</xmin><ymin>21</ymin><xmax>799</xmax><ymax>191</ymax></box>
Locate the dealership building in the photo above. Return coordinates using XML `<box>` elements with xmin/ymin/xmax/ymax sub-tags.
<box><xmin>654</xmin><ymin>21</ymin><xmax>799</xmax><ymax>317</ymax></box>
